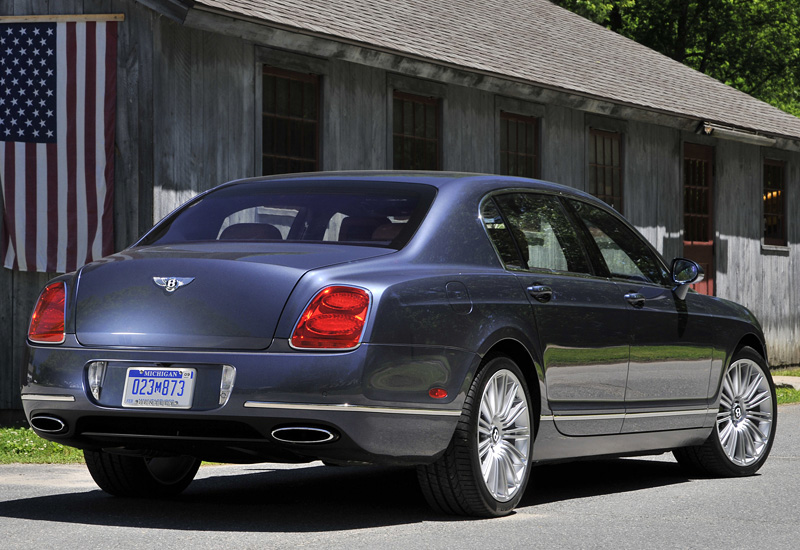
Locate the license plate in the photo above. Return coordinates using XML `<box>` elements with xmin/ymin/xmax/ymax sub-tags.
<box><xmin>122</xmin><ymin>367</ymin><xmax>196</xmax><ymax>409</ymax></box>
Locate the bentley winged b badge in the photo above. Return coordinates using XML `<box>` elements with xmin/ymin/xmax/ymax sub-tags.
<box><xmin>153</xmin><ymin>277</ymin><xmax>195</xmax><ymax>293</ymax></box>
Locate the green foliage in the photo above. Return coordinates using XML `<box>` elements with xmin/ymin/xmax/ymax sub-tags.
<box><xmin>552</xmin><ymin>0</ymin><xmax>800</xmax><ymax>117</ymax></box>
<box><xmin>0</xmin><ymin>428</ymin><xmax>84</xmax><ymax>464</ymax></box>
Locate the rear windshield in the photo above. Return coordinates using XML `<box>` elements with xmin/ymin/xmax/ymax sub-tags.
<box><xmin>137</xmin><ymin>180</ymin><xmax>437</xmax><ymax>249</ymax></box>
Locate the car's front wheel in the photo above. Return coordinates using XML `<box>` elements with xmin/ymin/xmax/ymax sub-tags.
<box><xmin>417</xmin><ymin>355</ymin><xmax>534</xmax><ymax>517</ymax></box>
<box><xmin>673</xmin><ymin>346</ymin><xmax>776</xmax><ymax>476</ymax></box>
<box><xmin>84</xmin><ymin>450</ymin><xmax>200</xmax><ymax>497</ymax></box>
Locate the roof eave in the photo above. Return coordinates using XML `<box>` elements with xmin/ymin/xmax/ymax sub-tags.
<box><xmin>136</xmin><ymin>0</ymin><xmax>195</xmax><ymax>23</ymax></box>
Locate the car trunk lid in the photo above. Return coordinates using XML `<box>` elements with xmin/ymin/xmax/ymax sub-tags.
<box><xmin>74</xmin><ymin>243</ymin><xmax>391</xmax><ymax>349</ymax></box>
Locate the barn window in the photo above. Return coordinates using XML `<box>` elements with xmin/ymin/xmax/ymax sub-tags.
<box><xmin>500</xmin><ymin>112</ymin><xmax>540</xmax><ymax>178</ymax></box>
<box><xmin>588</xmin><ymin>129</ymin><xmax>623</xmax><ymax>212</ymax></box>
<box><xmin>392</xmin><ymin>91</ymin><xmax>441</xmax><ymax>170</ymax></box>
<box><xmin>763</xmin><ymin>159</ymin><xmax>787</xmax><ymax>246</ymax></box>
<box><xmin>262</xmin><ymin>66</ymin><xmax>320</xmax><ymax>175</ymax></box>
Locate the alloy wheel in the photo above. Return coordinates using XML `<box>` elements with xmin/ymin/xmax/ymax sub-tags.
<box><xmin>477</xmin><ymin>368</ymin><xmax>531</xmax><ymax>502</ymax></box>
<box><xmin>717</xmin><ymin>358</ymin><xmax>774</xmax><ymax>466</ymax></box>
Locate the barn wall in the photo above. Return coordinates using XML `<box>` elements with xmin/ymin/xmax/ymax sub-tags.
<box><xmin>624</xmin><ymin>121</ymin><xmax>683</xmax><ymax>261</ymax></box>
<box><xmin>151</xmin><ymin>17</ymin><xmax>256</xmax><ymax>221</ymax></box>
<box><xmin>715</xmin><ymin>141</ymin><xmax>800</xmax><ymax>365</ymax></box>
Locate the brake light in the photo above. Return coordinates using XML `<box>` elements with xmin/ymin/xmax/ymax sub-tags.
<box><xmin>28</xmin><ymin>282</ymin><xmax>66</xmax><ymax>344</ymax></box>
<box><xmin>291</xmin><ymin>286</ymin><xmax>370</xmax><ymax>349</ymax></box>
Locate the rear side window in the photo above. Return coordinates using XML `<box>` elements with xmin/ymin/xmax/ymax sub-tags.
<box><xmin>139</xmin><ymin>181</ymin><xmax>436</xmax><ymax>250</ymax></box>
<box><xmin>482</xmin><ymin>193</ymin><xmax>591</xmax><ymax>274</ymax></box>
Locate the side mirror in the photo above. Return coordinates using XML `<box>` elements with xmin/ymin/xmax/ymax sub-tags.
<box><xmin>671</xmin><ymin>258</ymin><xmax>704</xmax><ymax>300</ymax></box>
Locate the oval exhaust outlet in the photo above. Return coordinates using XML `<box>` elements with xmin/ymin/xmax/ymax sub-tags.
<box><xmin>271</xmin><ymin>426</ymin><xmax>338</xmax><ymax>444</ymax></box>
<box><xmin>30</xmin><ymin>415</ymin><xmax>67</xmax><ymax>434</ymax></box>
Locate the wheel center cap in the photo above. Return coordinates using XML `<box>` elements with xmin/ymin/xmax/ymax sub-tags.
<box><xmin>491</xmin><ymin>426</ymin><xmax>501</xmax><ymax>445</ymax></box>
<box><xmin>733</xmin><ymin>404</ymin><xmax>744</xmax><ymax>422</ymax></box>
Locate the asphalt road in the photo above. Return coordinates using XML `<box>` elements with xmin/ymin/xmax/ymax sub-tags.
<box><xmin>2</xmin><ymin>404</ymin><xmax>798</xmax><ymax>550</ymax></box>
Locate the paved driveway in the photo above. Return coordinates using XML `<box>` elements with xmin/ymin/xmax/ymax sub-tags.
<box><xmin>2</xmin><ymin>404</ymin><xmax>799</xmax><ymax>550</ymax></box>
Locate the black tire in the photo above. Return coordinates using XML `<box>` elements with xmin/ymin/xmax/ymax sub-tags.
<box><xmin>673</xmin><ymin>346</ymin><xmax>777</xmax><ymax>477</ymax></box>
<box><xmin>84</xmin><ymin>450</ymin><xmax>200</xmax><ymax>497</ymax></box>
<box><xmin>417</xmin><ymin>355</ymin><xmax>534</xmax><ymax>517</ymax></box>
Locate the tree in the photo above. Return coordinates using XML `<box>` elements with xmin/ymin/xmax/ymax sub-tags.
<box><xmin>552</xmin><ymin>0</ymin><xmax>800</xmax><ymax>117</ymax></box>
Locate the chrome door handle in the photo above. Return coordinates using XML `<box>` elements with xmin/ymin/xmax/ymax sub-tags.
<box><xmin>625</xmin><ymin>293</ymin><xmax>645</xmax><ymax>308</ymax></box>
<box><xmin>528</xmin><ymin>285</ymin><xmax>553</xmax><ymax>303</ymax></box>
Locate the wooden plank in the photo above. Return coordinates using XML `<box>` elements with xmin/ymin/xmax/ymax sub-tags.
<box><xmin>324</xmin><ymin>60</ymin><xmax>386</xmax><ymax>170</ymax></box>
<box><xmin>0</xmin><ymin>13</ymin><xmax>125</xmax><ymax>22</ymax></box>
<box><xmin>0</xmin><ymin>268</ymin><xmax>13</xmax><ymax>410</ymax></box>
<box><xmin>112</xmin><ymin>0</ymin><xmax>147</xmax><ymax>246</ymax></box>
<box><xmin>153</xmin><ymin>16</ymin><xmax>194</xmax><ymax>221</ymax></box>
<box><xmin>443</xmin><ymin>85</ymin><xmax>494</xmax><ymax>173</ymax></box>
<box><xmin>541</xmin><ymin>105</ymin><xmax>584</xmax><ymax>189</ymax></box>
<box><xmin>625</xmin><ymin>121</ymin><xmax>681</xmax><ymax>259</ymax></box>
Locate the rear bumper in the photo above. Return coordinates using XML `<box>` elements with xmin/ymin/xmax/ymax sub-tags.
<box><xmin>21</xmin><ymin>339</ymin><xmax>474</xmax><ymax>464</ymax></box>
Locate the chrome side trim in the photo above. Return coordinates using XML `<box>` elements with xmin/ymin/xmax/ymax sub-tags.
<box><xmin>244</xmin><ymin>401</ymin><xmax>461</xmax><ymax>417</ymax></box>
<box><xmin>21</xmin><ymin>394</ymin><xmax>76</xmax><ymax>402</ymax></box>
<box><xmin>543</xmin><ymin>408</ymin><xmax>715</xmax><ymax>422</ymax></box>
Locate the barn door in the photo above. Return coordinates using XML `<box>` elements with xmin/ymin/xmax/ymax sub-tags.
<box><xmin>683</xmin><ymin>143</ymin><xmax>714</xmax><ymax>295</ymax></box>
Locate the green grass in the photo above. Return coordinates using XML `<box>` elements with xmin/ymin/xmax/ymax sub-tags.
<box><xmin>776</xmin><ymin>387</ymin><xmax>800</xmax><ymax>405</ymax></box>
<box><xmin>773</xmin><ymin>367</ymin><xmax>800</xmax><ymax>378</ymax></box>
<box><xmin>0</xmin><ymin>428</ymin><xmax>84</xmax><ymax>464</ymax></box>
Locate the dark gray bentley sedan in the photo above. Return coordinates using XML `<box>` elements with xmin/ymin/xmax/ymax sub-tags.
<box><xmin>22</xmin><ymin>172</ymin><xmax>776</xmax><ymax>517</ymax></box>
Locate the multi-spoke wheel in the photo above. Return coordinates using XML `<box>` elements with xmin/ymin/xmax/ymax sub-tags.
<box><xmin>674</xmin><ymin>346</ymin><xmax>776</xmax><ymax>477</ymax></box>
<box><xmin>417</xmin><ymin>355</ymin><xmax>534</xmax><ymax>516</ymax></box>
<box><xmin>476</xmin><ymin>368</ymin><xmax>531</xmax><ymax>502</ymax></box>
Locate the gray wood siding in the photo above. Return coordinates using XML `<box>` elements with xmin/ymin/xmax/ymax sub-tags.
<box><xmin>625</xmin><ymin>121</ymin><xmax>683</xmax><ymax>261</ymax></box>
<box><xmin>715</xmin><ymin>142</ymin><xmax>800</xmax><ymax>365</ymax></box>
<box><xmin>323</xmin><ymin>60</ymin><xmax>387</xmax><ymax>170</ymax></box>
<box><xmin>443</xmin><ymin>85</ymin><xmax>494</xmax><ymax>173</ymax></box>
<box><xmin>541</xmin><ymin>105</ymin><xmax>584</xmax><ymax>189</ymax></box>
<box><xmin>152</xmin><ymin>18</ymin><xmax>256</xmax><ymax>221</ymax></box>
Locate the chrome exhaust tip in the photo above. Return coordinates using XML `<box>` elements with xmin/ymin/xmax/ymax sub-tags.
<box><xmin>271</xmin><ymin>426</ymin><xmax>338</xmax><ymax>444</ymax></box>
<box><xmin>30</xmin><ymin>415</ymin><xmax>68</xmax><ymax>434</ymax></box>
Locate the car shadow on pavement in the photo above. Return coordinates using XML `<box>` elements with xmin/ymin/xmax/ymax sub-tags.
<box><xmin>522</xmin><ymin>457</ymin><xmax>691</xmax><ymax>507</ymax></box>
<box><xmin>0</xmin><ymin>457</ymin><xmax>691</xmax><ymax>530</ymax></box>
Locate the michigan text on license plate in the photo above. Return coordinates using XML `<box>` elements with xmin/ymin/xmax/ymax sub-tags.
<box><xmin>122</xmin><ymin>367</ymin><xmax>196</xmax><ymax>409</ymax></box>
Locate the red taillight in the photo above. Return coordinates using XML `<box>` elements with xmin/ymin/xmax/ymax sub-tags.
<box><xmin>291</xmin><ymin>286</ymin><xmax>370</xmax><ymax>349</ymax></box>
<box><xmin>28</xmin><ymin>282</ymin><xmax>66</xmax><ymax>344</ymax></box>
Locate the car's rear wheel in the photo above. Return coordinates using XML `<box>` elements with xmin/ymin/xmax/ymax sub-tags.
<box><xmin>673</xmin><ymin>346</ymin><xmax>776</xmax><ymax>476</ymax></box>
<box><xmin>84</xmin><ymin>449</ymin><xmax>200</xmax><ymax>497</ymax></box>
<box><xmin>417</xmin><ymin>355</ymin><xmax>533</xmax><ymax>517</ymax></box>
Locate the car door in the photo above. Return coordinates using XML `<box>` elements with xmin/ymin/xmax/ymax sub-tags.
<box><xmin>483</xmin><ymin>193</ymin><xmax>630</xmax><ymax>436</ymax></box>
<box><xmin>565</xmin><ymin>199</ymin><xmax>714</xmax><ymax>433</ymax></box>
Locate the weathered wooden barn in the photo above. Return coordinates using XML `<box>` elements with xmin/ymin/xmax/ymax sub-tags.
<box><xmin>2</xmin><ymin>0</ymin><xmax>799</xmax><ymax>421</ymax></box>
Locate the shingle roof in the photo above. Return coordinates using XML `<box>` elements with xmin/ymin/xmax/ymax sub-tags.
<box><xmin>192</xmin><ymin>0</ymin><xmax>800</xmax><ymax>141</ymax></box>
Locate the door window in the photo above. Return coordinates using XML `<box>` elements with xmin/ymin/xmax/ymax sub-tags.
<box><xmin>568</xmin><ymin>200</ymin><xmax>669</xmax><ymax>285</ymax></box>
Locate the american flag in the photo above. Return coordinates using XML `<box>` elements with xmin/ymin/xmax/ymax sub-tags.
<box><xmin>0</xmin><ymin>19</ymin><xmax>117</xmax><ymax>273</ymax></box>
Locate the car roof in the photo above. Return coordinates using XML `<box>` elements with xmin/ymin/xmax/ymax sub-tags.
<box><xmin>221</xmin><ymin>170</ymin><xmax>605</xmax><ymax>207</ymax></box>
